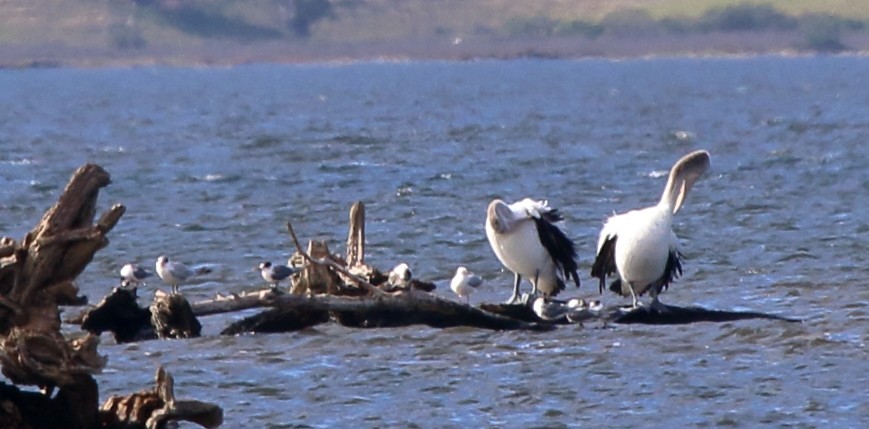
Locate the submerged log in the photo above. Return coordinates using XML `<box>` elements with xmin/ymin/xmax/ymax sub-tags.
<box><xmin>608</xmin><ymin>302</ymin><xmax>800</xmax><ymax>324</ymax></box>
<box><xmin>100</xmin><ymin>366</ymin><xmax>223</xmax><ymax>429</ymax></box>
<box><xmin>482</xmin><ymin>300</ymin><xmax>800</xmax><ymax>325</ymax></box>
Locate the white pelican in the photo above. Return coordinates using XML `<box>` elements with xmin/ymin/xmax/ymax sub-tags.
<box><xmin>256</xmin><ymin>261</ymin><xmax>301</xmax><ymax>290</ymax></box>
<box><xmin>155</xmin><ymin>255</ymin><xmax>192</xmax><ymax>294</ymax></box>
<box><xmin>119</xmin><ymin>263</ymin><xmax>152</xmax><ymax>288</ymax></box>
<box><xmin>450</xmin><ymin>266</ymin><xmax>483</xmax><ymax>303</ymax></box>
<box><xmin>485</xmin><ymin>198</ymin><xmax>580</xmax><ymax>304</ymax></box>
<box><xmin>388</xmin><ymin>263</ymin><xmax>413</xmax><ymax>289</ymax></box>
<box><xmin>591</xmin><ymin>150</ymin><xmax>711</xmax><ymax>310</ymax></box>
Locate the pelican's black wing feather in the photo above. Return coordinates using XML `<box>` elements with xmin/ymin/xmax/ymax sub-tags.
<box><xmin>532</xmin><ymin>215</ymin><xmax>580</xmax><ymax>292</ymax></box>
<box><xmin>590</xmin><ymin>235</ymin><xmax>618</xmax><ymax>295</ymax></box>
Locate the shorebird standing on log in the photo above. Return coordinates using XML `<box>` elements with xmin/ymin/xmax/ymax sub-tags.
<box><xmin>485</xmin><ymin>198</ymin><xmax>580</xmax><ymax>304</ymax></box>
<box><xmin>591</xmin><ymin>150</ymin><xmax>711</xmax><ymax>310</ymax></box>
<box><xmin>450</xmin><ymin>266</ymin><xmax>484</xmax><ymax>304</ymax></box>
<box><xmin>155</xmin><ymin>255</ymin><xmax>194</xmax><ymax>294</ymax></box>
<box><xmin>256</xmin><ymin>261</ymin><xmax>301</xmax><ymax>290</ymax></box>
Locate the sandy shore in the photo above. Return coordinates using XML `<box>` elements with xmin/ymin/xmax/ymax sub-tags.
<box><xmin>3</xmin><ymin>32</ymin><xmax>869</xmax><ymax>69</ymax></box>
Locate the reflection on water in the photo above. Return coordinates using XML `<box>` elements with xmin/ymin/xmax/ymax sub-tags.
<box><xmin>1</xmin><ymin>57</ymin><xmax>867</xmax><ymax>427</ymax></box>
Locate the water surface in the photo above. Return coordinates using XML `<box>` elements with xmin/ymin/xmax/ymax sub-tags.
<box><xmin>0</xmin><ymin>57</ymin><xmax>867</xmax><ymax>428</ymax></box>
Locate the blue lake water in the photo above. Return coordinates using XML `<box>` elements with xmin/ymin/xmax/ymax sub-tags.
<box><xmin>0</xmin><ymin>56</ymin><xmax>867</xmax><ymax>428</ymax></box>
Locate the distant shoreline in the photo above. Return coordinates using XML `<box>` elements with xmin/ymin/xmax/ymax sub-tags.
<box><xmin>3</xmin><ymin>32</ymin><xmax>869</xmax><ymax>69</ymax></box>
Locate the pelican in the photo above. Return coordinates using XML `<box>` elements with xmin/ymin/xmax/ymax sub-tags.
<box><xmin>119</xmin><ymin>263</ymin><xmax>152</xmax><ymax>288</ymax></box>
<box><xmin>388</xmin><ymin>263</ymin><xmax>413</xmax><ymax>290</ymax></box>
<box><xmin>485</xmin><ymin>198</ymin><xmax>580</xmax><ymax>304</ymax></box>
<box><xmin>450</xmin><ymin>266</ymin><xmax>483</xmax><ymax>303</ymax></box>
<box><xmin>155</xmin><ymin>255</ymin><xmax>192</xmax><ymax>294</ymax></box>
<box><xmin>256</xmin><ymin>261</ymin><xmax>301</xmax><ymax>290</ymax></box>
<box><xmin>591</xmin><ymin>150</ymin><xmax>711</xmax><ymax>310</ymax></box>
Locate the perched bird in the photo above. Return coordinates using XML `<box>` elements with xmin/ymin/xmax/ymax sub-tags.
<box><xmin>485</xmin><ymin>198</ymin><xmax>580</xmax><ymax>304</ymax></box>
<box><xmin>256</xmin><ymin>261</ymin><xmax>301</xmax><ymax>290</ymax></box>
<box><xmin>155</xmin><ymin>255</ymin><xmax>193</xmax><ymax>294</ymax></box>
<box><xmin>591</xmin><ymin>150</ymin><xmax>711</xmax><ymax>310</ymax></box>
<box><xmin>450</xmin><ymin>266</ymin><xmax>484</xmax><ymax>303</ymax></box>
<box><xmin>531</xmin><ymin>297</ymin><xmax>570</xmax><ymax>321</ymax></box>
<box><xmin>388</xmin><ymin>263</ymin><xmax>413</xmax><ymax>290</ymax></box>
<box><xmin>119</xmin><ymin>263</ymin><xmax>152</xmax><ymax>288</ymax></box>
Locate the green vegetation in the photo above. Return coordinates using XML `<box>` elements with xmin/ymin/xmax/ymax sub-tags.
<box><xmin>143</xmin><ymin>3</ymin><xmax>283</xmax><ymax>41</ymax></box>
<box><xmin>1</xmin><ymin>0</ymin><xmax>868</xmax><ymax>66</ymax></box>
<box><xmin>500</xmin><ymin>3</ymin><xmax>866</xmax><ymax>53</ymax></box>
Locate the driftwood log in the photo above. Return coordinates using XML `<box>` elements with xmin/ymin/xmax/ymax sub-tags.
<box><xmin>76</xmin><ymin>199</ymin><xmax>796</xmax><ymax>341</ymax></box>
<box><xmin>0</xmin><ymin>164</ymin><xmax>221</xmax><ymax>429</ymax></box>
<box><xmin>81</xmin><ymin>287</ymin><xmax>155</xmax><ymax>343</ymax></box>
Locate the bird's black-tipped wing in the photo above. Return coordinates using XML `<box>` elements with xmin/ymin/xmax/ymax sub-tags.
<box><xmin>591</xmin><ymin>235</ymin><xmax>618</xmax><ymax>294</ymax></box>
<box><xmin>132</xmin><ymin>266</ymin><xmax>152</xmax><ymax>280</ymax></box>
<box><xmin>532</xmin><ymin>215</ymin><xmax>580</xmax><ymax>290</ymax></box>
<box><xmin>272</xmin><ymin>265</ymin><xmax>299</xmax><ymax>281</ymax></box>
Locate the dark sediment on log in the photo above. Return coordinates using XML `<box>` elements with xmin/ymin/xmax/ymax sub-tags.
<box><xmin>221</xmin><ymin>291</ymin><xmax>554</xmax><ymax>334</ymax></box>
<box><xmin>609</xmin><ymin>302</ymin><xmax>801</xmax><ymax>324</ymax></box>
<box><xmin>483</xmin><ymin>300</ymin><xmax>801</xmax><ymax>325</ymax></box>
<box><xmin>220</xmin><ymin>303</ymin><xmax>329</xmax><ymax>335</ymax></box>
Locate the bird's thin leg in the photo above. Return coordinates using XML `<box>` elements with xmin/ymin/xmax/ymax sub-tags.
<box><xmin>627</xmin><ymin>283</ymin><xmax>639</xmax><ymax>309</ymax></box>
<box><xmin>531</xmin><ymin>269</ymin><xmax>540</xmax><ymax>295</ymax></box>
<box><xmin>649</xmin><ymin>287</ymin><xmax>668</xmax><ymax>312</ymax></box>
<box><xmin>506</xmin><ymin>273</ymin><xmax>522</xmax><ymax>304</ymax></box>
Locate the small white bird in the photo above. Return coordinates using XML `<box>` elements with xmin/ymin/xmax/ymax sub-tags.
<box><xmin>388</xmin><ymin>263</ymin><xmax>413</xmax><ymax>290</ymax></box>
<box><xmin>485</xmin><ymin>198</ymin><xmax>580</xmax><ymax>304</ymax></box>
<box><xmin>591</xmin><ymin>150</ymin><xmax>711</xmax><ymax>310</ymax></box>
<box><xmin>155</xmin><ymin>255</ymin><xmax>193</xmax><ymax>294</ymax></box>
<box><xmin>450</xmin><ymin>266</ymin><xmax>483</xmax><ymax>304</ymax></box>
<box><xmin>256</xmin><ymin>261</ymin><xmax>301</xmax><ymax>290</ymax></box>
<box><xmin>119</xmin><ymin>263</ymin><xmax>152</xmax><ymax>288</ymax></box>
<box><xmin>531</xmin><ymin>297</ymin><xmax>570</xmax><ymax>321</ymax></box>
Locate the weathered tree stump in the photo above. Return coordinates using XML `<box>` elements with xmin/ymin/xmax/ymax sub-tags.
<box><xmin>0</xmin><ymin>164</ymin><xmax>220</xmax><ymax>428</ymax></box>
<box><xmin>0</xmin><ymin>164</ymin><xmax>118</xmax><ymax>429</ymax></box>
<box><xmin>100</xmin><ymin>366</ymin><xmax>223</xmax><ymax>429</ymax></box>
<box><xmin>80</xmin><ymin>287</ymin><xmax>155</xmax><ymax>343</ymax></box>
<box><xmin>150</xmin><ymin>292</ymin><xmax>202</xmax><ymax>339</ymax></box>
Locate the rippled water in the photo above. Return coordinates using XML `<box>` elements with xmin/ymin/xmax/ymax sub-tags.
<box><xmin>1</xmin><ymin>57</ymin><xmax>867</xmax><ymax>428</ymax></box>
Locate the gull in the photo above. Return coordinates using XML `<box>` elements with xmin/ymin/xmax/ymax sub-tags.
<box><xmin>256</xmin><ymin>261</ymin><xmax>301</xmax><ymax>290</ymax></box>
<box><xmin>450</xmin><ymin>266</ymin><xmax>483</xmax><ymax>304</ymax></box>
<box><xmin>388</xmin><ymin>263</ymin><xmax>413</xmax><ymax>290</ymax></box>
<box><xmin>119</xmin><ymin>263</ymin><xmax>152</xmax><ymax>288</ymax></box>
<box><xmin>485</xmin><ymin>198</ymin><xmax>580</xmax><ymax>304</ymax></box>
<box><xmin>155</xmin><ymin>255</ymin><xmax>194</xmax><ymax>294</ymax></box>
<box><xmin>591</xmin><ymin>150</ymin><xmax>711</xmax><ymax>310</ymax></box>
